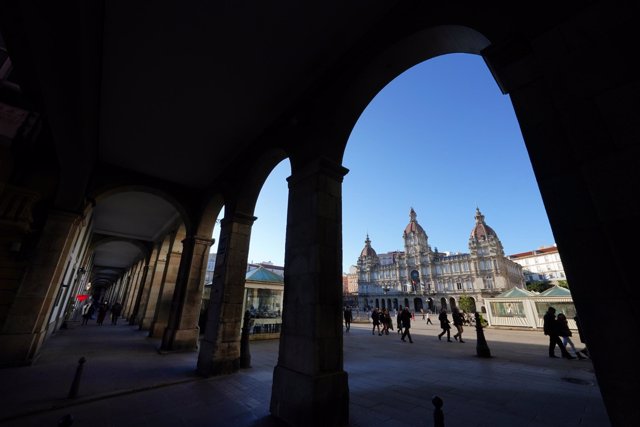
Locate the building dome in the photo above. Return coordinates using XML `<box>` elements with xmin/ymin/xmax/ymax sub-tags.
<box><xmin>403</xmin><ymin>207</ymin><xmax>427</xmax><ymax>236</ymax></box>
<box><xmin>470</xmin><ymin>207</ymin><xmax>497</xmax><ymax>241</ymax></box>
<box><xmin>360</xmin><ymin>234</ymin><xmax>378</xmax><ymax>258</ymax></box>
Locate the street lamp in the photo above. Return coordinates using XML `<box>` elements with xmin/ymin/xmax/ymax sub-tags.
<box><xmin>383</xmin><ymin>285</ymin><xmax>390</xmax><ymax>295</ymax></box>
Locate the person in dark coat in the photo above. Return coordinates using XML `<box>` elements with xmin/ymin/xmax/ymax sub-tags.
<box><xmin>543</xmin><ymin>307</ymin><xmax>574</xmax><ymax>359</ymax></box>
<box><xmin>438</xmin><ymin>309</ymin><xmax>452</xmax><ymax>342</ymax></box>
<box><xmin>452</xmin><ymin>308</ymin><xmax>465</xmax><ymax>343</ymax></box>
<box><xmin>110</xmin><ymin>302</ymin><xmax>123</xmax><ymax>325</ymax></box>
<box><xmin>96</xmin><ymin>302</ymin><xmax>109</xmax><ymax>326</ymax></box>
<box><xmin>400</xmin><ymin>307</ymin><xmax>413</xmax><ymax>343</ymax></box>
<box><xmin>343</xmin><ymin>306</ymin><xmax>353</xmax><ymax>332</ymax></box>
<box><xmin>396</xmin><ymin>306</ymin><xmax>404</xmax><ymax>335</ymax></box>
<box><xmin>371</xmin><ymin>308</ymin><xmax>381</xmax><ymax>335</ymax></box>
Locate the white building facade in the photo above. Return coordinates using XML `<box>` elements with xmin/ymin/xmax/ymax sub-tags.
<box><xmin>356</xmin><ymin>208</ymin><xmax>525</xmax><ymax>314</ymax></box>
<box><xmin>508</xmin><ymin>245</ymin><xmax>566</xmax><ymax>284</ymax></box>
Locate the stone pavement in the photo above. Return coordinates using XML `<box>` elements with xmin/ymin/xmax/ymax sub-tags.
<box><xmin>0</xmin><ymin>318</ymin><xmax>609</xmax><ymax>427</ymax></box>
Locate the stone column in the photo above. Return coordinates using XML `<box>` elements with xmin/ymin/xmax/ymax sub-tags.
<box><xmin>138</xmin><ymin>238</ymin><xmax>173</xmax><ymax>329</ymax></box>
<box><xmin>161</xmin><ymin>236</ymin><xmax>213</xmax><ymax>351</ymax></box>
<box><xmin>483</xmin><ymin>20</ymin><xmax>639</xmax><ymax>425</ymax></box>
<box><xmin>0</xmin><ymin>209</ymin><xmax>80</xmax><ymax>366</ymax></box>
<box><xmin>149</xmin><ymin>248</ymin><xmax>182</xmax><ymax>338</ymax></box>
<box><xmin>197</xmin><ymin>212</ymin><xmax>255</xmax><ymax>376</ymax></box>
<box><xmin>139</xmin><ymin>257</ymin><xmax>167</xmax><ymax>330</ymax></box>
<box><xmin>270</xmin><ymin>157</ymin><xmax>349</xmax><ymax>426</ymax></box>
<box><xmin>128</xmin><ymin>264</ymin><xmax>150</xmax><ymax>325</ymax></box>
<box><xmin>123</xmin><ymin>262</ymin><xmax>142</xmax><ymax>318</ymax></box>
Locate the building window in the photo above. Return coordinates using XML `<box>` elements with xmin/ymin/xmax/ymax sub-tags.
<box><xmin>456</xmin><ymin>282</ymin><xmax>462</xmax><ymax>290</ymax></box>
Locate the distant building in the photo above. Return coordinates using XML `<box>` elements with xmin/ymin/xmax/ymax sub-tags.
<box><xmin>344</xmin><ymin>266</ymin><xmax>358</xmax><ymax>294</ymax></box>
<box><xmin>508</xmin><ymin>244</ymin><xmax>566</xmax><ymax>284</ymax></box>
<box><xmin>356</xmin><ymin>208</ymin><xmax>524</xmax><ymax>314</ymax></box>
<box><xmin>247</xmin><ymin>261</ymin><xmax>284</xmax><ymax>277</ymax></box>
<box><xmin>204</xmin><ymin>254</ymin><xmax>283</xmax><ymax>286</ymax></box>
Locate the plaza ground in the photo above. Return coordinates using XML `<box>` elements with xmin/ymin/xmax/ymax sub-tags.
<box><xmin>0</xmin><ymin>318</ymin><xmax>609</xmax><ymax>427</ymax></box>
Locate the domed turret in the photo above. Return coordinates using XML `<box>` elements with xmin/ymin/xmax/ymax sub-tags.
<box><xmin>468</xmin><ymin>207</ymin><xmax>504</xmax><ymax>256</ymax></box>
<box><xmin>470</xmin><ymin>207</ymin><xmax>498</xmax><ymax>241</ymax></box>
<box><xmin>403</xmin><ymin>207</ymin><xmax>429</xmax><ymax>255</ymax></box>
<box><xmin>403</xmin><ymin>207</ymin><xmax>427</xmax><ymax>237</ymax></box>
<box><xmin>360</xmin><ymin>234</ymin><xmax>378</xmax><ymax>258</ymax></box>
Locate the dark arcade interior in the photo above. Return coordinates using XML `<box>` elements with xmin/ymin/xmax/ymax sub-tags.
<box><xmin>1</xmin><ymin>2</ymin><xmax>638</xmax><ymax>426</ymax></box>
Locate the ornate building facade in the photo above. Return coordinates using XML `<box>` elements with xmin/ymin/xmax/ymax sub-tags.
<box><xmin>356</xmin><ymin>208</ymin><xmax>524</xmax><ymax>313</ymax></box>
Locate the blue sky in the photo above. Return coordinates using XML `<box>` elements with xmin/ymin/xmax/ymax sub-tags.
<box><xmin>214</xmin><ymin>53</ymin><xmax>555</xmax><ymax>273</ymax></box>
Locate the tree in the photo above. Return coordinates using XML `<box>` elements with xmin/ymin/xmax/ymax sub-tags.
<box><xmin>557</xmin><ymin>280</ymin><xmax>569</xmax><ymax>289</ymax></box>
<box><xmin>526</xmin><ymin>280</ymin><xmax>552</xmax><ymax>293</ymax></box>
<box><xmin>458</xmin><ymin>295</ymin><xmax>476</xmax><ymax>313</ymax></box>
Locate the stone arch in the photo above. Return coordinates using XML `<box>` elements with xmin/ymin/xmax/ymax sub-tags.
<box><xmin>293</xmin><ymin>26</ymin><xmax>493</xmax><ymax>166</ymax></box>
<box><xmin>449</xmin><ymin>297</ymin><xmax>458</xmax><ymax>311</ymax></box>
<box><xmin>440</xmin><ymin>297</ymin><xmax>448</xmax><ymax>311</ymax></box>
<box><xmin>223</xmin><ymin>148</ymin><xmax>290</xmax><ymax>217</ymax></box>
<box><xmin>426</xmin><ymin>297</ymin><xmax>435</xmax><ymax>312</ymax></box>
<box><xmin>468</xmin><ymin>297</ymin><xmax>478</xmax><ymax>313</ymax></box>
<box><xmin>89</xmin><ymin>185</ymin><xmax>192</xmax><ymax>235</ymax></box>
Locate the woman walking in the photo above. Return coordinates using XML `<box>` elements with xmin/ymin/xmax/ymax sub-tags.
<box><xmin>558</xmin><ymin>313</ymin><xmax>586</xmax><ymax>359</ymax></box>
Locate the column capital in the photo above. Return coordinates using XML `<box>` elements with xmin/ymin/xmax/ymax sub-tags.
<box><xmin>182</xmin><ymin>236</ymin><xmax>215</xmax><ymax>247</ymax></box>
<box><xmin>287</xmin><ymin>156</ymin><xmax>349</xmax><ymax>187</ymax></box>
<box><xmin>221</xmin><ymin>212</ymin><xmax>257</xmax><ymax>226</ymax></box>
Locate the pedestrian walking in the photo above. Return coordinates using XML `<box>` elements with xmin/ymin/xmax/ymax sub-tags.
<box><xmin>343</xmin><ymin>306</ymin><xmax>353</xmax><ymax>332</ymax></box>
<box><xmin>81</xmin><ymin>302</ymin><xmax>91</xmax><ymax>325</ymax></box>
<box><xmin>400</xmin><ymin>307</ymin><xmax>413</xmax><ymax>343</ymax></box>
<box><xmin>452</xmin><ymin>308</ymin><xmax>465</xmax><ymax>343</ymax></box>
<box><xmin>438</xmin><ymin>309</ymin><xmax>452</xmax><ymax>342</ymax></box>
<box><xmin>371</xmin><ymin>307</ymin><xmax>382</xmax><ymax>335</ymax></box>
<box><xmin>96</xmin><ymin>302</ymin><xmax>109</xmax><ymax>326</ymax></box>
<box><xmin>110</xmin><ymin>302</ymin><xmax>123</xmax><ymax>325</ymax></box>
<box><xmin>397</xmin><ymin>306</ymin><xmax>404</xmax><ymax>335</ymax></box>
<box><xmin>426</xmin><ymin>310</ymin><xmax>433</xmax><ymax>325</ymax></box>
<box><xmin>543</xmin><ymin>307</ymin><xmax>574</xmax><ymax>359</ymax></box>
<box><xmin>557</xmin><ymin>313</ymin><xmax>586</xmax><ymax>359</ymax></box>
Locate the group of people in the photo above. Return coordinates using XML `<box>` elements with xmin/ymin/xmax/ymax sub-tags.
<box><xmin>370</xmin><ymin>307</ymin><xmax>395</xmax><ymax>336</ymax></box>
<box><xmin>350</xmin><ymin>304</ymin><xmax>590</xmax><ymax>362</ymax></box>
<box><xmin>364</xmin><ymin>306</ymin><xmax>415</xmax><ymax>343</ymax></box>
<box><xmin>81</xmin><ymin>300</ymin><xmax>123</xmax><ymax>326</ymax></box>
<box><xmin>436</xmin><ymin>308</ymin><xmax>465</xmax><ymax>343</ymax></box>
<box><xmin>543</xmin><ymin>306</ymin><xmax>588</xmax><ymax>360</ymax></box>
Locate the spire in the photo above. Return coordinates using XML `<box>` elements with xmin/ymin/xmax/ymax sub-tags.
<box><xmin>475</xmin><ymin>207</ymin><xmax>485</xmax><ymax>224</ymax></box>
<box><xmin>409</xmin><ymin>207</ymin><xmax>417</xmax><ymax>222</ymax></box>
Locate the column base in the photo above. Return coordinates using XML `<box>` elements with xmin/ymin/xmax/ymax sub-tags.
<box><xmin>196</xmin><ymin>356</ymin><xmax>240</xmax><ymax>377</ymax></box>
<box><xmin>149</xmin><ymin>321</ymin><xmax>167</xmax><ymax>338</ymax></box>
<box><xmin>0</xmin><ymin>332</ymin><xmax>44</xmax><ymax>367</ymax></box>
<box><xmin>270</xmin><ymin>365</ymin><xmax>349</xmax><ymax>427</ymax></box>
<box><xmin>160</xmin><ymin>327</ymin><xmax>199</xmax><ymax>352</ymax></box>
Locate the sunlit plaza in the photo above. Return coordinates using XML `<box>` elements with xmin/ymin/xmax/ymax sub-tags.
<box><xmin>0</xmin><ymin>319</ymin><xmax>608</xmax><ymax>427</ymax></box>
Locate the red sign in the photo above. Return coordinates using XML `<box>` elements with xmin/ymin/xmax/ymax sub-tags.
<box><xmin>76</xmin><ymin>294</ymin><xmax>89</xmax><ymax>302</ymax></box>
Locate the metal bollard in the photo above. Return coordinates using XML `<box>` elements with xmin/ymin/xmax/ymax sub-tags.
<box><xmin>432</xmin><ymin>395</ymin><xmax>444</xmax><ymax>427</ymax></box>
<box><xmin>474</xmin><ymin>312</ymin><xmax>492</xmax><ymax>358</ymax></box>
<box><xmin>67</xmin><ymin>357</ymin><xmax>86</xmax><ymax>398</ymax></box>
